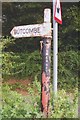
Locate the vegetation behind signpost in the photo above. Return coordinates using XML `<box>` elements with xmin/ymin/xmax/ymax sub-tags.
<box><xmin>1</xmin><ymin>2</ymin><xmax>79</xmax><ymax>118</ymax></box>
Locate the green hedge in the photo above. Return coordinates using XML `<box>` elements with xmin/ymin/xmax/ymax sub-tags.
<box><xmin>1</xmin><ymin>37</ymin><xmax>79</xmax><ymax>89</ymax></box>
<box><xmin>58</xmin><ymin>51</ymin><xmax>79</xmax><ymax>90</ymax></box>
<box><xmin>2</xmin><ymin>83</ymin><xmax>78</xmax><ymax>118</ymax></box>
<box><xmin>2</xmin><ymin>50</ymin><xmax>79</xmax><ymax>89</ymax></box>
<box><xmin>2</xmin><ymin>51</ymin><xmax>41</xmax><ymax>80</ymax></box>
<box><xmin>2</xmin><ymin>83</ymin><xmax>42</xmax><ymax>118</ymax></box>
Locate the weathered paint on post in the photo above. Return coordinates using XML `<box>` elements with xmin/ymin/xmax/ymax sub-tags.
<box><xmin>41</xmin><ymin>38</ymin><xmax>51</xmax><ymax>116</ymax></box>
<box><xmin>41</xmin><ymin>8</ymin><xmax>51</xmax><ymax>117</ymax></box>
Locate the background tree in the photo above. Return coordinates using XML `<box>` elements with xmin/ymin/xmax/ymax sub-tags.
<box><xmin>59</xmin><ymin>2</ymin><xmax>79</xmax><ymax>52</ymax></box>
<box><xmin>2</xmin><ymin>2</ymin><xmax>79</xmax><ymax>52</ymax></box>
<box><xmin>2</xmin><ymin>2</ymin><xmax>79</xmax><ymax>83</ymax></box>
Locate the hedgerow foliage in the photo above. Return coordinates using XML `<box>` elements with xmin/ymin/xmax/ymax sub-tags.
<box><xmin>0</xmin><ymin>36</ymin><xmax>78</xmax><ymax>118</ymax></box>
<box><xmin>2</xmin><ymin>83</ymin><xmax>78</xmax><ymax>118</ymax></box>
<box><xmin>2</xmin><ymin>37</ymin><xmax>79</xmax><ymax>89</ymax></box>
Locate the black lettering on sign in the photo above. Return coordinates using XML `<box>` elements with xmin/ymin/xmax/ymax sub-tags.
<box><xmin>18</xmin><ymin>29</ymin><xmax>23</xmax><ymax>34</ymax></box>
<box><xmin>16</xmin><ymin>28</ymin><xmax>20</xmax><ymax>34</ymax></box>
<box><xmin>37</xmin><ymin>27</ymin><xmax>40</xmax><ymax>33</ymax></box>
<box><xmin>28</xmin><ymin>27</ymin><xmax>40</xmax><ymax>34</ymax></box>
<box><xmin>15</xmin><ymin>26</ymin><xmax>40</xmax><ymax>35</ymax></box>
<box><xmin>23</xmin><ymin>29</ymin><xmax>26</xmax><ymax>34</ymax></box>
<box><xmin>28</xmin><ymin>28</ymin><xmax>33</xmax><ymax>33</ymax></box>
<box><xmin>34</xmin><ymin>28</ymin><xmax>37</xmax><ymax>33</ymax></box>
<box><xmin>14</xmin><ymin>29</ymin><xmax>18</xmax><ymax>34</ymax></box>
<box><xmin>25</xmin><ymin>29</ymin><xmax>28</xmax><ymax>34</ymax></box>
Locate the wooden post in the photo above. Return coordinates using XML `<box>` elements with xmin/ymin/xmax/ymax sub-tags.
<box><xmin>41</xmin><ymin>8</ymin><xmax>52</xmax><ymax>117</ymax></box>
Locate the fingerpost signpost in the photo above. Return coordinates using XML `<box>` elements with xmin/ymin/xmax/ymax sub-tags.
<box><xmin>11</xmin><ymin>8</ymin><xmax>52</xmax><ymax>117</ymax></box>
<box><xmin>41</xmin><ymin>9</ymin><xmax>52</xmax><ymax>117</ymax></box>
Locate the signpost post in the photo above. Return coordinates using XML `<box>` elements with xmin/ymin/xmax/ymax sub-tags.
<box><xmin>10</xmin><ymin>8</ymin><xmax>52</xmax><ymax>117</ymax></box>
<box><xmin>41</xmin><ymin>9</ymin><xmax>52</xmax><ymax>117</ymax></box>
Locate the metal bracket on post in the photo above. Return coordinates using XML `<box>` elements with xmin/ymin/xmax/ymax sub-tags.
<box><xmin>41</xmin><ymin>8</ymin><xmax>52</xmax><ymax>117</ymax></box>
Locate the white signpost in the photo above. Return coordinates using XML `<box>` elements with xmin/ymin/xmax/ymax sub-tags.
<box><xmin>10</xmin><ymin>23</ymin><xmax>51</xmax><ymax>38</ymax></box>
<box><xmin>10</xmin><ymin>8</ymin><xmax>52</xmax><ymax>117</ymax></box>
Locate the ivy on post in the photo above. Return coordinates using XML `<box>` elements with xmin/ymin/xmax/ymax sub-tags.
<box><xmin>41</xmin><ymin>8</ymin><xmax>52</xmax><ymax>117</ymax></box>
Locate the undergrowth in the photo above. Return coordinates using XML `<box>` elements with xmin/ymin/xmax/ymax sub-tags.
<box><xmin>1</xmin><ymin>81</ymin><xmax>78</xmax><ymax>118</ymax></box>
<box><xmin>1</xmin><ymin>37</ymin><xmax>79</xmax><ymax>118</ymax></box>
